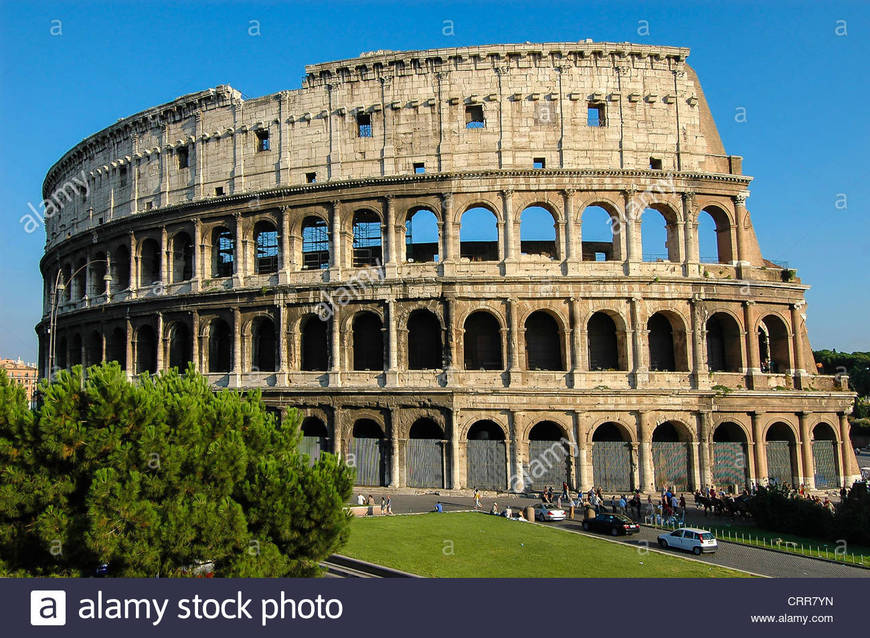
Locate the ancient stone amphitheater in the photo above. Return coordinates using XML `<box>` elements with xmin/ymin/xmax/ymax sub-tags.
<box><xmin>37</xmin><ymin>41</ymin><xmax>858</xmax><ymax>494</ymax></box>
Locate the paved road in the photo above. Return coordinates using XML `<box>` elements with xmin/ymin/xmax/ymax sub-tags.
<box><xmin>355</xmin><ymin>491</ymin><xmax>870</xmax><ymax>578</ymax></box>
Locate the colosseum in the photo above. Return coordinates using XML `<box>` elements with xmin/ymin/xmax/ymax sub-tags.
<box><xmin>36</xmin><ymin>41</ymin><xmax>859</xmax><ymax>494</ymax></box>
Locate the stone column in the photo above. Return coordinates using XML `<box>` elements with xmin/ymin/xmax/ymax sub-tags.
<box><xmin>389</xmin><ymin>408</ymin><xmax>400</xmax><ymax>488</ymax></box>
<box><xmin>192</xmin><ymin>218</ymin><xmax>202</xmax><ymax>291</ymax></box>
<box><xmin>441</xmin><ymin>193</ymin><xmax>456</xmax><ymax>275</ymax></box>
<box><xmin>125</xmin><ymin>318</ymin><xmax>133</xmax><ymax>379</ymax></box>
<box><xmin>507</xmin><ymin>298</ymin><xmax>520</xmax><ymax>384</ymax></box>
<box><xmin>698</xmin><ymin>411</ymin><xmax>714</xmax><ymax>490</ymax></box>
<box><xmin>129</xmin><ymin>232</ymin><xmax>138</xmax><ymax>295</ymax></box>
<box><xmin>384</xmin><ymin>195</ymin><xmax>398</xmax><ymax>278</ymax></box>
<box><xmin>155</xmin><ymin>312</ymin><xmax>164</xmax><ymax>372</ymax></box>
<box><xmin>743</xmin><ymin>300</ymin><xmax>761</xmax><ymax>389</ymax></box>
<box><xmin>839</xmin><ymin>413</ymin><xmax>859</xmax><ymax>486</ymax></box>
<box><xmin>638</xmin><ymin>411</ymin><xmax>655</xmax><ymax>492</ymax></box>
<box><xmin>233</xmin><ymin>213</ymin><xmax>245</xmax><ymax>287</ymax></box>
<box><xmin>511</xmin><ymin>412</ymin><xmax>524</xmax><ymax>492</ymax></box>
<box><xmin>682</xmin><ymin>191</ymin><xmax>699</xmax><ymax>277</ymax></box>
<box><xmin>279</xmin><ymin>205</ymin><xmax>291</xmax><ymax>283</ymax></box>
<box><xmin>386</xmin><ymin>299</ymin><xmax>399</xmax><ymax>385</ymax></box>
<box><xmin>734</xmin><ymin>193</ymin><xmax>750</xmax><ymax>266</ymax></box>
<box><xmin>690</xmin><ymin>296</ymin><xmax>708</xmax><ymax>389</ymax></box>
<box><xmin>622</xmin><ymin>189</ymin><xmax>638</xmax><ymax>274</ymax></box>
<box><xmin>329</xmin><ymin>309</ymin><xmax>342</xmax><ymax>386</ymax></box>
<box><xmin>502</xmin><ymin>189</ymin><xmax>515</xmax><ymax>273</ymax></box>
<box><xmin>751</xmin><ymin>412</ymin><xmax>768</xmax><ymax>485</ymax></box>
<box><xmin>191</xmin><ymin>310</ymin><xmax>199</xmax><ymax>371</ymax></box>
<box><xmin>790</xmin><ymin>302</ymin><xmax>807</xmax><ymax>384</ymax></box>
<box><xmin>232</xmin><ymin>307</ymin><xmax>242</xmax><ymax>386</ymax></box>
<box><xmin>160</xmin><ymin>226</ymin><xmax>169</xmax><ymax>286</ymax></box>
<box><xmin>570</xmin><ymin>297</ymin><xmax>583</xmax><ymax>386</ymax></box>
<box><xmin>798</xmin><ymin>412</ymin><xmax>815</xmax><ymax>490</ymax></box>
<box><xmin>451</xmin><ymin>408</ymin><xmax>462</xmax><ymax>489</ymax></box>
<box><xmin>329</xmin><ymin>200</ymin><xmax>342</xmax><ymax>279</ymax></box>
<box><xmin>630</xmin><ymin>296</ymin><xmax>647</xmax><ymax>386</ymax></box>
<box><xmin>563</xmin><ymin>189</ymin><xmax>579</xmax><ymax>273</ymax></box>
<box><xmin>278</xmin><ymin>302</ymin><xmax>288</xmax><ymax>380</ymax></box>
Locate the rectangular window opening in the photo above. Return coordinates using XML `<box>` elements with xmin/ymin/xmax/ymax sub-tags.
<box><xmin>215</xmin><ymin>186</ymin><xmax>225</xmax><ymax>196</ymax></box>
<box><xmin>649</xmin><ymin>157</ymin><xmax>663</xmax><ymax>170</ymax></box>
<box><xmin>357</xmin><ymin>112</ymin><xmax>372</xmax><ymax>137</ymax></box>
<box><xmin>587</xmin><ymin>102</ymin><xmax>606</xmax><ymax>127</ymax></box>
<box><xmin>413</xmin><ymin>162</ymin><xmax>425</xmax><ymax>174</ymax></box>
<box><xmin>119</xmin><ymin>166</ymin><xmax>127</xmax><ymax>187</ymax></box>
<box><xmin>533</xmin><ymin>157</ymin><xmax>546</xmax><ymax>169</ymax></box>
<box><xmin>465</xmin><ymin>104</ymin><xmax>485</xmax><ymax>129</ymax></box>
<box><xmin>256</xmin><ymin>129</ymin><xmax>270</xmax><ymax>152</ymax></box>
<box><xmin>306</xmin><ymin>172</ymin><xmax>317</xmax><ymax>184</ymax></box>
<box><xmin>177</xmin><ymin>146</ymin><xmax>189</xmax><ymax>169</ymax></box>
<box><xmin>145</xmin><ymin>201</ymin><xmax>154</xmax><ymax>210</ymax></box>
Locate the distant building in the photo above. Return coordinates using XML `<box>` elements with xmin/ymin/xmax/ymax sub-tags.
<box><xmin>1</xmin><ymin>357</ymin><xmax>38</xmax><ymax>407</ymax></box>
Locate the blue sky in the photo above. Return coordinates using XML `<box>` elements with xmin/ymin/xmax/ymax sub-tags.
<box><xmin>1</xmin><ymin>0</ymin><xmax>867</xmax><ymax>362</ymax></box>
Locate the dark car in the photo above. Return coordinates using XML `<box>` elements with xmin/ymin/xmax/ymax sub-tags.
<box><xmin>581</xmin><ymin>513</ymin><xmax>640</xmax><ymax>536</ymax></box>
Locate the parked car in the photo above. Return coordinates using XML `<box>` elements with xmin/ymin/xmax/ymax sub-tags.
<box><xmin>581</xmin><ymin>513</ymin><xmax>639</xmax><ymax>536</ymax></box>
<box><xmin>657</xmin><ymin>527</ymin><xmax>718</xmax><ymax>555</ymax></box>
<box><xmin>533</xmin><ymin>503</ymin><xmax>566</xmax><ymax>521</ymax></box>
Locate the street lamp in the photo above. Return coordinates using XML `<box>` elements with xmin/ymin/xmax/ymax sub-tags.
<box><xmin>46</xmin><ymin>259</ymin><xmax>110</xmax><ymax>380</ymax></box>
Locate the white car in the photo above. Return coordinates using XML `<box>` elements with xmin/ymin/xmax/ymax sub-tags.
<box><xmin>533</xmin><ymin>503</ymin><xmax>566</xmax><ymax>521</ymax></box>
<box><xmin>657</xmin><ymin>527</ymin><xmax>718</xmax><ymax>555</ymax></box>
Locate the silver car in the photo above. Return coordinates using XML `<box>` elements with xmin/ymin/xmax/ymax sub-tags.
<box><xmin>657</xmin><ymin>527</ymin><xmax>718</xmax><ymax>555</ymax></box>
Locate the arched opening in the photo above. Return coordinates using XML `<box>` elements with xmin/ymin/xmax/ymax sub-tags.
<box><xmin>112</xmin><ymin>245</ymin><xmax>130</xmax><ymax>292</ymax></box>
<box><xmin>581</xmin><ymin>205</ymin><xmax>618</xmax><ymax>261</ymax></box>
<box><xmin>758</xmin><ymin>315</ymin><xmax>791</xmax><ymax>373</ymax></box>
<box><xmin>207</xmin><ymin>318</ymin><xmax>232</xmax><ymax>373</ymax></box>
<box><xmin>640</xmin><ymin>207</ymin><xmax>678</xmax><ymax>262</ymax></box>
<box><xmin>167</xmin><ymin>322</ymin><xmax>191</xmax><ymax>370</ymax></box>
<box><xmin>251</xmin><ymin>317</ymin><xmax>276</xmax><ymax>372</ymax></box>
<box><xmin>171</xmin><ymin>232</ymin><xmax>194</xmax><ymax>282</ymax></box>
<box><xmin>466</xmin><ymin>420</ymin><xmax>506</xmax><ymax>490</ymax></box>
<box><xmin>254</xmin><ymin>220</ymin><xmax>279</xmax><ymax>274</ymax></box>
<box><xmin>407</xmin><ymin>309</ymin><xmax>442</xmax><ymax>369</ymax></box>
<box><xmin>74</xmin><ymin>259</ymin><xmax>87</xmax><ymax>299</ymax></box>
<box><xmin>301</xmin><ymin>216</ymin><xmax>329</xmax><ymax>270</ymax></box>
<box><xmin>525</xmin><ymin>311</ymin><xmax>563</xmax><ymax>370</ymax></box>
<box><xmin>527</xmin><ymin>421</ymin><xmax>570</xmax><ymax>491</ymax></box>
<box><xmin>106</xmin><ymin>326</ymin><xmax>126</xmax><ymax>370</ymax></box>
<box><xmin>652</xmin><ymin>421</ymin><xmax>692</xmax><ymax>491</ymax></box>
<box><xmin>212</xmin><ymin>227</ymin><xmax>234</xmax><ymax>277</ymax></box>
<box><xmin>765</xmin><ymin>422</ymin><xmax>797</xmax><ymax>487</ymax></box>
<box><xmin>712</xmin><ymin>422</ymin><xmax>749</xmax><ymax>489</ymax></box>
<box><xmin>811</xmin><ymin>422</ymin><xmax>839</xmax><ymax>488</ymax></box>
<box><xmin>57</xmin><ymin>336</ymin><xmax>68</xmax><ymax>369</ymax></box>
<box><xmin>405</xmin><ymin>208</ymin><xmax>439</xmax><ymax>263</ymax></box>
<box><xmin>85</xmin><ymin>331</ymin><xmax>102</xmax><ymax>367</ymax></box>
<box><xmin>698</xmin><ymin>207</ymin><xmax>734</xmax><ymax>264</ymax></box>
<box><xmin>351</xmin><ymin>418</ymin><xmax>387</xmax><ymax>486</ymax></box>
<box><xmin>70</xmin><ymin>333</ymin><xmax>82</xmax><ymax>366</ymax></box>
<box><xmin>89</xmin><ymin>253</ymin><xmax>107</xmax><ymax>297</ymax></box>
<box><xmin>408</xmin><ymin>418</ymin><xmax>445</xmax><ymax>488</ymax></box>
<box><xmin>300</xmin><ymin>315</ymin><xmax>329</xmax><ymax>371</ymax></box>
<box><xmin>706</xmin><ymin>312</ymin><xmax>742</xmax><ymax>372</ymax></box>
<box><xmin>463</xmin><ymin>311</ymin><xmax>502</xmax><ymax>370</ymax></box>
<box><xmin>647</xmin><ymin>312</ymin><xmax>688</xmax><ymax>371</ymax></box>
<box><xmin>591</xmin><ymin>422</ymin><xmax>633</xmax><ymax>491</ymax></box>
<box><xmin>460</xmin><ymin>206</ymin><xmax>499</xmax><ymax>261</ymax></box>
<box><xmin>587</xmin><ymin>311</ymin><xmax>624</xmax><ymax>371</ymax></box>
<box><xmin>352</xmin><ymin>210</ymin><xmax>382</xmax><ymax>268</ymax></box>
<box><xmin>520</xmin><ymin>206</ymin><xmax>557</xmax><ymax>259</ymax></box>
<box><xmin>139</xmin><ymin>238</ymin><xmax>161</xmax><ymax>286</ymax></box>
<box><xmin>135</xmin><ymin>325</ymin><xmax>157</xmax><ymax>374</ymax></box>
<box><xmin>60</xmin><ymin>264</ymin><xmax>72</xmax><ymax>302</ymax></box>
<box><xmin>352</xmin><ymin>311</ymin><xmax>384</xmax><ymax>371</ymax></box>
<box><xmin>300</xmin><ymin>416</ymin><xmax>329</xmax><ymax>466</ymax></box>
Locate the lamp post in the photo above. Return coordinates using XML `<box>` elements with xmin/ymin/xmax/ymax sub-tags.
<box><xmin>46</xmin><ymin>259</ymin><xmax>110</xmax><ymax>380</ymax></box>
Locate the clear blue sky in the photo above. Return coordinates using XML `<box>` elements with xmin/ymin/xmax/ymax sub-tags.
<box><xmin>1</xmin><ymin>0</ymin><xmax>867</xmax><ymax>362</ymax></box>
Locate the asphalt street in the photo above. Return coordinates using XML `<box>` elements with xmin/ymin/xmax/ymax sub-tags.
<box><xmin>355</xmin><ymin>491</ymin><xmax>870</xmax><ymax>578</ymax></box>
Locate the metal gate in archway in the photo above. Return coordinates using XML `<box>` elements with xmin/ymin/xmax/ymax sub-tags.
<box><xmin>766</xmin><ymin>441</ymin><xmax>794</xmax><ymax>486</ymax></box>
<box><xmin>812</xmin><ymin>440</ymin><xmax>838</xmax><ymax>489</ymax></box>
<box><xmin>591</xmin><ymin>441</ymin><xmax>632</xmax><ymax>492</ymax></box>
<box><xmin>351</xmin><ymin>437</ymin><xmax>387</xmax><ymax>486</ymax></box>
<box><xmin>407</xmin><ymin>439</ymin><xmax>445</xmax><ymax>488</ymax></box>
<box><xmin>525</xmin><ymin>441</ymin><xmax>570</xmax><ymax>491</ymax></box>
<box><xmin>466</xmin><ymin>440</ymin><xmax>506</xmax><ymax>490</ymax></box>
<box><xmin>652</xmin><ymin>442</ymin><xmax>690</xmax><ymax>491</ymax></box>
<box><xmin>712</xmin><ymin>442</ymin><xmax>749</xmax><ymax>489</ymax></box>
<box><xmin>299</xmin><ymin>435</ymin><xmax>327</xmax><ymax>467</ymax></box>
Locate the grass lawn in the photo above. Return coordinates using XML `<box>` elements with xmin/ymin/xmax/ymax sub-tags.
<box><xmin>341</xmin><ymin>512</ymin><xmax>752</xmax><ymax>578</ymax></box>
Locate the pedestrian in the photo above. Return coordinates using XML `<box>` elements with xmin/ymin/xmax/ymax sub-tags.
<box><xmin>434</xmin><ymin>501</ymin><xmax>443</xmax><ymax>513</ymax></box>
<box><xmin>547</xmin><ymin>486</ymin><xmax>554</xmax><ymax>503</ymax></box>
<box><xmin>561</xmin><ymin>481</ymin><xmax>569</xmax><ymax>501</ymax></box>
<box><xmin>618</xmin><ymin>494</ymin><xmax>627</xmax><ymax>515</ymax></box>
<box><xmin>380</xmin><ymin>496</ymin><xmax>386</xmax><ymax>514</ymax></box>
<box><xmin>357</xmin><ymin>493</ymin><xmax>365</xmax><ymax>505</ymax></box>
<box><xmin>386</xmin><ymin>495</ymin><xmax>392</xmax><ymax>515</ymax></box>
<box><xmin>679</xmin><ymin>494</ymin><xmax>686</xmax><ymax>513</ymax></box>
<box><xmin>473</xmin><ymin>488</ymin><xmax>481</xmax><ymax>510</ymax></box>
<box><xmin>367</xmin><ymin>494</ymin><xmax>375</xmax><ymax>506</ymax></box>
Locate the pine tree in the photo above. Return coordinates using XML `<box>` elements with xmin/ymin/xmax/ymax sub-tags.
<box><xmin>0</xmin><ymin>363</ymin><xmax>354</xmax><ymax>576</ymax></box>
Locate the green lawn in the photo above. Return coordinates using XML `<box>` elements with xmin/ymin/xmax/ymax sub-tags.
<box><xmin>341</xmin><ymin>512</ymin><xmax>753</xmax><ymax>578</ymax></box>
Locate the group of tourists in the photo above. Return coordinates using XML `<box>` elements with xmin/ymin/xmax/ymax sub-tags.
<box><xmin>356</xmin><ymin>493</ymin><xmax>393</xmax><ymax>514</ymax></box>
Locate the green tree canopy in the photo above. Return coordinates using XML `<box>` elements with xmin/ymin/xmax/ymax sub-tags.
<box><xmin>0</xmin><ymin>363</ymin><xmax>353</xmax><ymax>577</ymax></box>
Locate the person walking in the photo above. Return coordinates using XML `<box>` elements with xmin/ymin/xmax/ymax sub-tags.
<box><xmin>386</xmin><ymin>495</ymin><xmax>392</xmax><ymax>515</ymax></box>
<box><xmin>561</xmin><ymin>482</ymin><xmax>569</xmax><ymax>501</ymax></box>
<box><xmin>473</xmin><ymin>488</ymin><xmax>481</xmax><ymax>510</ymax></box>
<box><xmin>380</xmin><ymin>496</ymin><xmax>386</xmax><ymax>514</ymax></box>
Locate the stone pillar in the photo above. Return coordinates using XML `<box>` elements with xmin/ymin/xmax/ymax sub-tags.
<box><xmin>743</xmin><ymin>300</ymin><xmax>761</xmax><ymax>390</ymax></box>
<box><xmin>751</xmin><ymin>412</ymin><xmax>768</xmax><ymax>485</ymax></box>
<box><xmin>389</xmin><ymin>408</ymin><xmax>400</xmax><ymax>488</ymax></box>
<box><xmin>129</xmin><ymin>231</ymin><xmax>138</xmax><ymax>294</ymax></box>
<box><xmin>682</xmin><ymin>191</ymin><xmax>699</xmax><ymax>277</ymax></box>
<box><xmin>386</xmin><ymin>299</ymin><xmax>399</xmax><ymax>385</ymax></box>
<box><xmin>839</xmin><ymin>413</ymin><xmax>859</xmax><ymax>486</ymax></box>
<box><xmin>160</xmin><ymin>226</ymin><xmax>169</xmax><ymax>286</ymax></box>
<box><xmin>698</xmin><ymin>411</ymin><xmax>714</xmax><ymax>490</ymax></box>
<box><xmin>278</xmin><ymin>302</ymin><xmax>288</xmax><ymax>379</ymax></box>
<box><xmin>125</xmin><ymin>318</ymin><xmax>133</xmax><ymax>379</ymax></box>
<box><xmin>507</xmin><ymin>298</ymin><xmax>520</xmax><ymax>384</ymax></box>
<box><xmin>690</xmin><ymin>442</ymin><xmax>702</xmax><ymax>491</ymax></box>
<box><xmin>511</xmin><ymin>414</ymin><xmax>524</xmax><ymax>492</ymax></box>
<box><xmin>384</xmin><ymin>195</ymin><xmax>398</xmax><ymax>278</ymax></box>
<box><xmin>329</xmin><ymin>310</ymin><xmax>342</xmax><ymax>386</ymax></box>
<box><xmin>192</xmin><ymin>218</ymin><xmax>202</xmax><ymax>290</ymax></box>
<box><xmin>155</xmin><ymin>312</ymin><xmax>164</xmax><ymax>372</ymax></box>
<box><xmin>502</xmin><ymin>189</ymin><xmax>515</xmax><ymax>272</ymax></box>
<box><xmin>451</xmin><ymin>408</ymin><xmax>462</xmax><ymax>489</ymax></box>
<box><xmin>630</xmin><ymin>296</ymin><xmax>647</xmax><ymax>386</ymax></box>
<box><xmin>734</xmin><ymin>193</ymin><xmax>750</xmax><ymax>266</ymax></box>
<box><xmin>690</xmin><ymin>296</ymin><xmax>708</xmax><ymax>389</ymax></box>
<box><xmin>790</xmin><ymin>302</ymin><xmax>807</xmax><ymax>384</ymax></box>
<box><xmin>798</xmin><ymin>412</ymin><xmax>816</xmax><ymax>490</ymax></box>
<box><xmin>441</xmin><ymin>193</ymin><xmax>456</xmax><ymax>275</ymax></box>
<box><xmin>638</xmin><ymin>411</ymin><xmax>655</xmax><ymax>492</ymax></box>
<box><xmin>329</xmin><ymin>200</ymin><xmax>342</xmax><ymax>278</ymax></box>
<box><xmin>570</xmin><ymin>297</ymin><xmax>583</xmax><ymax>386</ymax></box>
<box><xmin>563</xmin><ymin>189</ymin><xmax>579</xmax><ymax>273</ymax></box>
<box><xmin>233</xmin><ymin>213</ymin><xmax>245</xmax><ymax>286</ymax></box>
<box><xmin>279</xmin><ymin>206</ymin><xmax>291</xmax><ymax>283</ymax></box>
<box><xmin>191</xmin><ymin>310</ymin><xmax>200</xmax><ymax>371</ymax></box>
<box><xmin>622</xmin><ymin>189</ymin><xmax>638</xmax><ymax>274</ymax></box>
<box><xmin>232</xmin><ymin>307</ymin><xmax>242</xmax><ymax>386</ymax></box>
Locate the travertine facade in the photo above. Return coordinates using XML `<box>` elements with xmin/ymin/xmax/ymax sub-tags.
<box><xmin>37</xmin><ymin>42</ymin><xmax>859</xmax><ymax>493</ymax></box>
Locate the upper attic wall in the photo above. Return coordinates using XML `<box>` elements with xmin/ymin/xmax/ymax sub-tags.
<box><xmin>41</xmin><ymin>42</ymin><xmax>744</xmax><ymax>247</ymax></box>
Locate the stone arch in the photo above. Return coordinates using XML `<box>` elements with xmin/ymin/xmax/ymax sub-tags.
<box><xmin>524</xmin><ymin>309</ymin><xmax>565</xmax><ymax>371</ymax></box>
<box><xmin>89</xmin><ymin>252</ymin><xmax>108</xmax><ymax>297</ymax></box>
<box><xmin>526</xmin><ymin>420</ymin><xmax>572</xmax><ymax>490</ymax></box>
<box><xmin>352</xmin><ymin>310</ymin><xmax>384</xmax><ymax>371</ymax></box>
<box><xmin>579</xmin><ymin>200</ymin><xmax>623</xmax><ymax>261</ymax></box>
<box><xmin>138</xmin><ymin>237</ymin><xmax>161</xmax><ymax>286</ymax></box>
<box><xmin>250</xmin><ymin>315</ymin><xmax>277</xmax><ymax>372</ymax></box>
<box><xmin>757</xmin><ymin>313</ymin><xmax>791</xmax><ymax>373</ymax></box>
<box><xmin>519</xmin><ymin>204</ymin><xmax>560</xmax><ymax>260</ymax></box>
<box><xmin>463</xmin><ymin>310</ymin><xmax>503</xmax><ymax>370</ymax></box>
<box><xmin>588</xmin><ymin>419</ymin><xmax>636</xmax><ymax>444</ymax></box>
<box><xmin>350</xmin><ymin>417</ymin><xmax>388</xmax><ymax>486</ymax></box>
<box><xmin>111</xmin><ymin>244</ymin><xmax>130</xmax><ymax>292</ymax></box>
<box><xmin>299</xmin><ymin>415</ymin><xmax>330</xmax><ymax>464</ymax></box>
<box><xmin>253</xmin><ymin>219</ymin><xmax>280</xmax><ymax>274</ymax></box>
<box><xmin>706</xmin><ymin>311</ymin><xmax>743</xmax><ymax>372</ymax></box>
<box><xmin>697</xmin><ymin>204</ymin><xmax>735</xmax><ymax>264</ymax></box>
<box><xmin>589</xmin><ymin>420</ymin><xmax>635</xmax><ymax>492</ymax></box>
<box><xmin>712</xmin><ymin>421</ymin><xmax>750</xmax><ymax>489</ymax></box>
<box><xmin>407</xmin><ymin>308</ymin><xmax>443</xmax><ymax>370</ymax></box>
<box><xmin>135</xmin><ymin>324</ymin><xmax>157</xmax><ymax>374</ymax></box>
<box><xmin>640</xmin><ymin>203</ymin><xmax>680</xmax><ymax>263</ymax></box>
<box><xmin>69</xmin><ymin>332</ymin><xmax>82</xmax><ymax>366</ymax></box>
<box><xmin>810</xmin><ymin>420</ymin><xmax>840</xmax><ymax>489</ymax></box>
<box><xmin>459</xmin><ymin>205</ymin><xmax>500</xmax><ymax>262</ymax></box>
<box><xmin>404</xmin><ymin>206</ymin><xmax>440</xmax><ymax>263</ymax></box>
<box><xmin>647</xmin><ymin>310</ymin><xmax>689</xmax><ymax>372</ymax></box>
<box><xmin>211</xmin><ymin>225</ymin><xmax>235</xmax><ymax>277</ymax></box>
<box><xmin>106</xmin><ymin>326</ymin><xmax>126</xmax><ymax>370</ymax></box>
<box><xmin>765</xmin><ymin>420</ymin><xmax>798</xmax><ymax>487</ymax></box>
<box><xmin>206</xmin><ymin>317</ymin><xmax>232</xmax><ymax>373</ymax></box>
<box><xmin>84</xmin><ymin>330</ymin><xmax>102</xmax><ymax>367</ymax></box>
<box><xmin>351</xmin><ymin>208</ymin><xmax>383</xmax><ymax>268</ymax></box>
<box><xmin>167</xmin><ymin>321</ymin><xmax>192</xmax><ymax>370</ymax></box>
<box><xmin>651</xmin><ymin>420</ymin><xmax>694</xmax><ymax>491</ymax></box>
<box><xmin>300</xmin><ymin>214</ymin><xmax>330</xmax><ymax>270</ymax></box>
<box><xmin>300</xmin><ymin>313</ymin><xmax>329</xmax><ymax>371</ymax></box>
<box><xmin>586</xmin><ymin>309</ymin><xmax>628</xmax><ymax>371</ymax></box>
<box><xmin>170</xmin><ymin>230</ymin><xmax>194</xmax><ymax>283</ymax></box>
